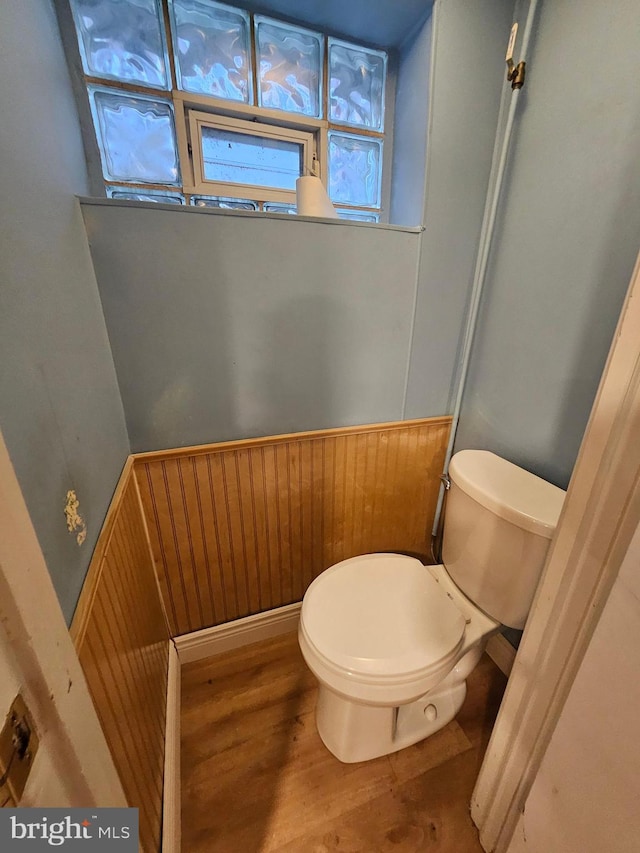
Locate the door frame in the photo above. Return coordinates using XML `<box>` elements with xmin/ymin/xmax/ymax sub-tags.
<box><xmin>0</xmin><ymin>429</ymin><xmax>126</xmax><ymax>807</ymax></box>
<box><xmin>472</xmin><ymin>249</ymin><xmax>640</xmax><ymax>851</ymax></box>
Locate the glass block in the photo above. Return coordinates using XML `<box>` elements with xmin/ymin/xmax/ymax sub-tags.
<box><xmin>329</xmin><ymin>39</ymin><xmax>387</xmax><ymax>131</ymax></box>
<box><xmin>107</xmin><ymin>187</ymin><xmax>184</xmax><ymax>203</ymax></box>
<box><xmin>70</xmin><ymin>0</ymin><xmax>169</xmax><ymax>89</ymax></box>
<box><xmin>328</xmin><ymin>132</ymin><xmax>382</xmax><ymax>208</ymax></box>
<box><xmin>191</xmin><ymin>195</ymin><xmax>257</xmax><ymax>209</ymax></box>
<box><xmin>255</xmin><ymin>17</ymin><xmax>323</xmax><ymax>118</ymax></box>
<box><xmin>201</xmin><ymin>126</ymin><xmax>302</xmax><ymax>190</ymax></box>
<box><xmin>89</xmin><ymin>88</ymin><xmax>180</xmax><ymax>185</ymax></box>
<box><xmin>264</xmin><ymin>203</ymin><xmax>297</xmax><ymax>215</ymax></box>
<box><xmin>169</xmin><ymin>0</ymin><xmax>252</xmax><ymax>102</ymax></box>
<box><xmin>337</xmin><ymin>209</ymin><xmax>379</xmax><ymax>222</ymax></box>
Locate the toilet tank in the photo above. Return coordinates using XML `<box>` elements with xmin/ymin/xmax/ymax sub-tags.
<box><xmin>442</xmin><ymin>450</ymin><xmax>565</xmax><ymax>629</ymax></box>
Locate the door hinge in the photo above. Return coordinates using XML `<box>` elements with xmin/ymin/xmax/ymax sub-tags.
<box><xmin>506</xmin><ymin>59</ymin><xmax>526</xmax><ymax>90</ymax></box>
<box><xmin>0</xmin><ymin>695</ymin><xmax>39</xmax><ymax>807</ymax></box>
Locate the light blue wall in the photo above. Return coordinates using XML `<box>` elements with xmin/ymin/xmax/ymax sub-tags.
<box><xmin>404</xmin><ymin>0</ymin><xmax>516</xmax><ymax>416</ymax></box>
<box><xmin>81</xmin><ymin>203</ymin><xmax>421</xmax><ymax>452</ymax></box>
<box><xmin>0</xmin><ymin>0</ymin><xmax>129</xmax><ymax>623</ymax></box>
<box><xmin>240</xmin><ymin>0</ymin><xmax>429</xmax><ymax>48</ymax></box>
<box><xmin>454</xmin><ymin>0</ymin><xmax>640</xmax><ymax>488</ymax></box>
<box><xmin>390</xmin><ymin>6</ymin><xmax>434</xmax><ymax>227</ymax></box>
<box><xmin>75</xmin><ymin>0</ymin><xmax>517</xmax><ymax>459</ymax></box>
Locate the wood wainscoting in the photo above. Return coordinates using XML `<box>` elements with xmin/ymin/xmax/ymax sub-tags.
<box><xmin>70</xmin><ymin>460</ymin><xmax>170</xmax><ymax>853</ymax></box>
<box><xmin>133</xmin><ymin>417</ymin><xmax>451</xmax><ymax>637</ymax></box>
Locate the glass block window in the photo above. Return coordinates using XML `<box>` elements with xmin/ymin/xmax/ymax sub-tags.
<box><xmin>70</xmin><ymin>0</ymin><xmax>170</xmax><ymax>89</ymax></box>
<box><xmin>107</xmin><ymin>187</ymin><xmax>185</xmax><ymax>203</ymax></box>
<box><xmin>329</xmin><ymin>39</ymin><xmax>386</xmax><ymax>131</ymax></box>
<box><xmin>255</xmin><ymin>17</ymin><xmax>323</xmax><ymax>118</ymax></box>
<box><xmin>191</xmin><ymin>196</ymin><xmax>258</xmax><ymax>209</ymax></box>
<box><xmin>69</xmin><ymin>1</ymin><xmax>388</xmax><ymax>218</ymax></box>
<box><xmin>264</xmin><ymin>203</ymin><xmax>297</xmax><ymax>215</ymax></box>
<box><xmin>328</xmin><ymin>131</ymin><xmax>382</xmax><ymax>208</ymax></box>
<box><xmin>169</xmin><ymin>0</ymin><xmax>252</xmax><ymax>102</ymax></box>
<box><xmin>337</xmin><ymin>209</ymin><xmax>380</xmax><ymax>222</ymax></box>
<box><xmin>89</xmin><ymin>88</ymin><xmax>180</xmax><ymax>185</ymax></box>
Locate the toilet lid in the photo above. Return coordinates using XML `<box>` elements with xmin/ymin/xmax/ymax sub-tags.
<box><xmin>302</xmin><ymin>554</ymin><xmax>466</xmax><ymax>680</ymax></box>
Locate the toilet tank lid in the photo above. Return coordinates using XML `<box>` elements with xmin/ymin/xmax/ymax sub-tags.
<box><xmin>449</xmin><ymin>450</ymin><xmax>565</xmax><ymax>539</ymax></box>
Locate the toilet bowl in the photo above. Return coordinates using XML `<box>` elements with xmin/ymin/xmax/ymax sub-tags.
<box><xmin>298</xmin><ymin>450</ymin><xmax>566</xmax><ymax>763</ymax></box>
<box><xmin>299</xmin><ymin>555</ymin><xmax>500</xmax><ymax>762</ymax></box>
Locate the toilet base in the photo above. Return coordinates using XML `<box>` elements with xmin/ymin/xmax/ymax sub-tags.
<box><xmin>316</xmin><ymin>677</ymin><xmax>468</xmax><ymax>764</ymax></box>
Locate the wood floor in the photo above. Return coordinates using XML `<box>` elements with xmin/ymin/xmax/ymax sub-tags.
<box><xmin>181</xmin><ymin>633</ymin><xmax>507</xmax><ymax>853</ymax></box>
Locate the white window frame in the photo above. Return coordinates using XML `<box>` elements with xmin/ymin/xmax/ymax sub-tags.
<box><xmin>185</xmin><ymin>109</ymin><xmax>316</xmax><ymax>204</ymax></box>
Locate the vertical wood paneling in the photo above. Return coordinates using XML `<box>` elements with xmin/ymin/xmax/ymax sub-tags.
<box><xmin>134</xmin><ymin>418</ymin><xmax>451</xmax><ymax>637</ymax></box>
<box><xmin>71</xmin><ymin>465</ymin><xmax>170</xmax><ymax>853</ymax></box>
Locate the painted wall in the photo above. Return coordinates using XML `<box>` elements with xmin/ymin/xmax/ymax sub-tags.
<box><xmin>0</xmin><ymin>0</ymin><xmax>129</xmax><ymax>623</ymax></box>
<box><xmin>455</xmin><ymin>0</ymin><xmax>640</xmax><ymax>488</ymax></box>
<box><xmin>240</xmin><ymin>0</ymin><xmax>429</xmax><ymax>48</ymax></box>
<box><xmin>390</xmin><ymin>6</ymin><xmax>434</xmax><ymax>227</ymax></box>
<box><xmin>78</xmin><ymin>0</ymin><xmax>513</xmax><ymax>457</ymax></box>
<box><xmin>81</xmin><ymin>203</ymin><xmax>421</xmax><ymax>452</ymax></box>
<box><xmin>507</xmin><ymin>519</ymin><xmax>640</xmax><ymax>853</ymax></box>
<box><xmin>404</xmin><ymin>0</ymin><xmax>516</xmax><ymax>416</ymax></box>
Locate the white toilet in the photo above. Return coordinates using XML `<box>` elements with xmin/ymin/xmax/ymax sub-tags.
<box><xmin>298</xmin><ymin>449</ymin><xmax>565</xmax><ymax>763</ymax></box>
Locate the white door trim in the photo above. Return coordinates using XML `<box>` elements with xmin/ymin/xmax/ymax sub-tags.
<box><xmin>472</xmin><ymin>249</ymin><xmax>640</xmax><ymax>851</ymax></box>
<box><xmin>0</xmin><ymin>430</ymin><xmax>126</xmax><ymax>807</ymax></box>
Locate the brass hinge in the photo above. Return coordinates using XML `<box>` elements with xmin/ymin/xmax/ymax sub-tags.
<box><xmin>0</xmin><ymin>695</ymin><xmax>39</xmax><ymax>807</ymax></box>
<box><xmin>505</xmin><ymin>22</ymin><xmax>527</xmax><ymax>90</ymax></box>
<box><xmin>506</xmin><ymin>59</ymin><xmax>527</xmax><ymax>90</ymax></box>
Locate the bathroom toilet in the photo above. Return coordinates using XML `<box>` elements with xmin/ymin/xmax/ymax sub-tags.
<box><xmin>298</xmin><ymin>449</ymin><xmax>565</xmax><ymax>763</ymax></box>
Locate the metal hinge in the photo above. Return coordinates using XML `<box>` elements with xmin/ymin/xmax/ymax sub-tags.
<box><xmin>505</xmin><ymin>22</ymin><xmax>527</xmax><ymax>90</ymax></box>
<box><xmin>506</xmin><ymin>59</ymin><xmax>526</xmax><ymax>90</ymax></box>
<box><xmin>0</xmin><ymin>695</ymin><xmax>39</xmax><ymax>807</ymax></box>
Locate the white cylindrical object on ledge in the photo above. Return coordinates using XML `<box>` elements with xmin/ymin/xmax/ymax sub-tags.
<box><xmin>296</xmin><ymin>176</ymin><xmax>338</xmax><ymax>218</ymax></box>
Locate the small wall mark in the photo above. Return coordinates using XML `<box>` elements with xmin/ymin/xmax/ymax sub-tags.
<box><xmin>64</xmin><ymin>490</ymin><xmax>86</xmax><ymax>546</ymax></box>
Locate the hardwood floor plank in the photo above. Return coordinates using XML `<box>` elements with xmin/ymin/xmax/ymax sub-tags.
<box><xmin>181</xmin><ymin>632</ymin><xmax>505</xmax><ymax>853</ymax></box>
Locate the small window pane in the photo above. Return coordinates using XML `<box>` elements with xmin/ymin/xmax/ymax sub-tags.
<box><xmin>328</xmin><ymin>131</ymin><xmax>382</xmax><ymax>208</ymax></box>
<box><xmin>329</xmin><ymin>39</ymin><xmax>387</xmax><ymax>131</ymax></box>
<box><xmin>107</xmin><ymin>187</ymin><xmax>184</xmax><ymax>203</ymax></box>
<box><xmin>255</xmin><ymin>17</ymin><xmax>323</xmax><ymax>118</ymax></box>
<box><xmin>89</xmin><ymin>88</ymin><xmax>180</xmax><ymax>185</ymax></box>
<box><xmin>264</xmin><ymin>203</ymin><xmax>297</xmax><ymax>215</ymax></box>
<box><xmin>191</xmin><ymin>195</ymin><xmax>257</xmax><ymax>209</ymax></box>
<box><xmin>336</xmin><ymin>209</ymin><xmax>379</xmax><ymax>222</ymax></box>
<box><xmin>201</xmin><ymin>126</ymin><xmax>303</xmax><ymax>190</ymax></box>
<box><xmin>70</xmin><ymin>0</ymin><xmax>170</xmax><ymax>89</ymax></box>
<box><xmin>170</xmin><ymin>0</ymin><xmax>252</xmax><ymax>102</ymax></box>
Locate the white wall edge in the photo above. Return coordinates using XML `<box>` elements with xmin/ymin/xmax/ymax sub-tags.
<box><xmin>486</xmin><ymin>634</ymin><xmax>516</xmax><ymax>677</ymax></box>
<box><xmin>175</xmin><ymin>602</ymin><xmax>302</xmax><ymax>665</ymax></box>
<box><xmin>162</xmin><ymin>642</ymin><xmax>181</xmax><ymax>853</ymax></box>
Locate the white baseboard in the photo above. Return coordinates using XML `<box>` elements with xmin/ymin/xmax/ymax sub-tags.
<box><xmin>486</xmin><ymin>633</ymin><xmax>517</xmax><ymax>676</ymax></box>
<box><xmin>174</xmin><ymin>602</ymin><xmax>302</xmax><ymax>665</ymax></box>
<box><xmin>162</xmin><ymin>642</ymin><xmax>181</xmax><ymax>853</ymax></box>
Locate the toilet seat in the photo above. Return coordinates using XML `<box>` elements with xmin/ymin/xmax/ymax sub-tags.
<box><xmin>299</xmin><ymin>554</ymin><xmax>467</xmax><ymax>705</ymax></box>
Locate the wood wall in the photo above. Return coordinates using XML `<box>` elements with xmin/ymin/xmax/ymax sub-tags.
<box><xmin>134</xmin><ymin>418</ymin><xmax>451</xmax><ymax>637</ymax></box>
<box><xmin>71</xmin><ymin>461</ymin><xmax>170</xmax><ymax>853</ymax></box>
<box><xmin>69</xmin><ymin>418</ymin><xmax>450</xmax><ymax>848</ymax></box>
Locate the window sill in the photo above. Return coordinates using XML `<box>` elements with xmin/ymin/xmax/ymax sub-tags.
<box><xmin>77</xmin><ymin>197</ymin><xmax>424</xmax><ymax>233</ymax></box>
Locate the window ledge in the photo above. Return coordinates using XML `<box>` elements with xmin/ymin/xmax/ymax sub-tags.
<box><xmin>77</xmin><ymin>197</ymin><xmax>424</xmax><ymax>233</ymax></box>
